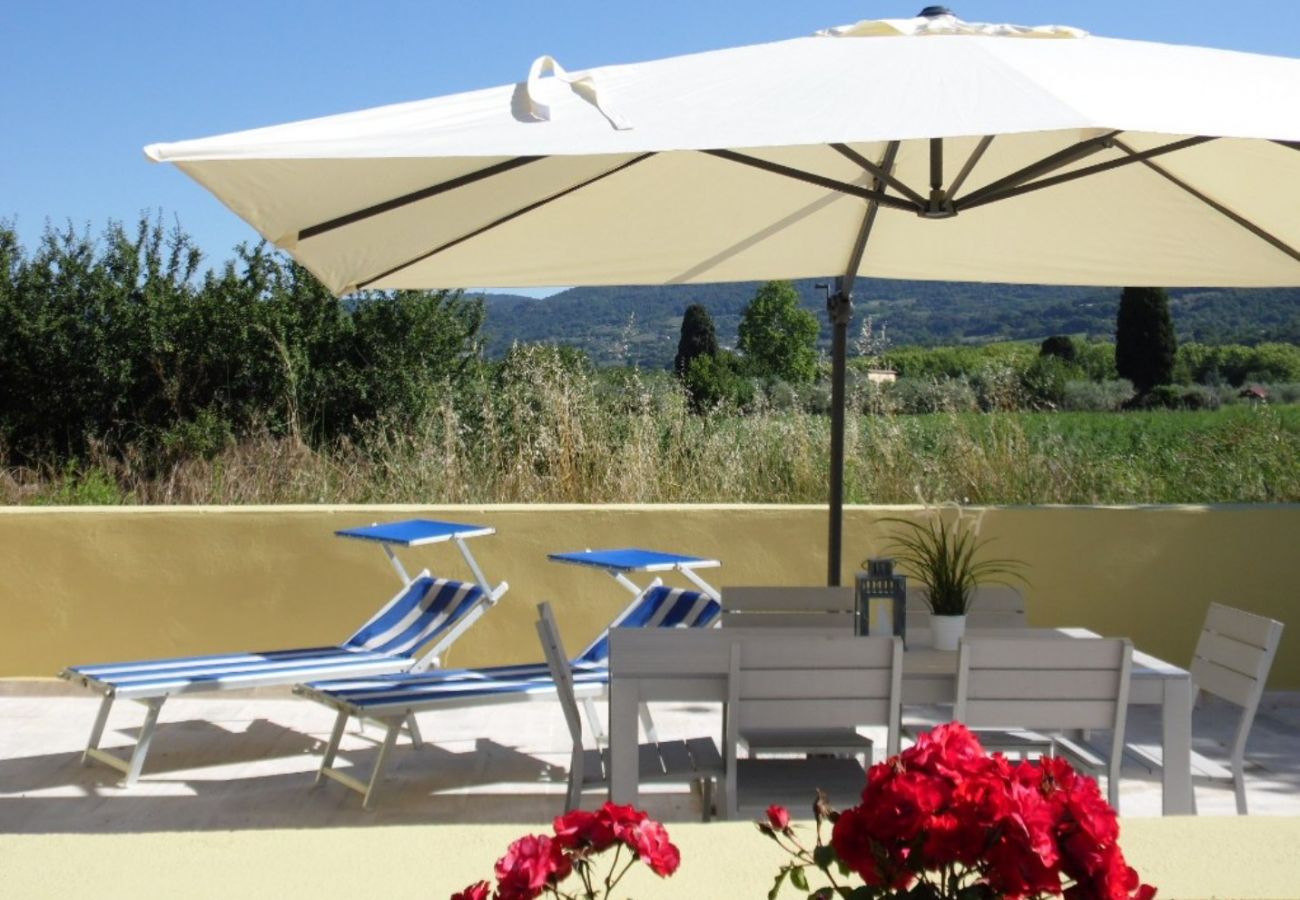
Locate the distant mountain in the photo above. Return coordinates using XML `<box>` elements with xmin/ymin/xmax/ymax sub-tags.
<box><xmin>476</xmin><ymin>279</ymin><xmax>1300</xmax><ymax>369</ymax></box>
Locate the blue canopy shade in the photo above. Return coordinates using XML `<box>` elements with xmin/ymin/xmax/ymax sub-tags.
<box><xmin>335</xmin><ymin>519</ymin><xmax>494</xmax><ymax>547</ymax></box>
<box><xmin>548</xmin><ymin>548</ymin><xmax>719</xmax><ymax>573</ymax></box>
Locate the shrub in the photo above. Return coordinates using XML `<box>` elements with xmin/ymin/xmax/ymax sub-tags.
<box><xmin>1129</xmin><ymin>384</ymin><xmax>1222</xmax><ymax>411</ymax></box>
<box><xmin>890</xmin><ymin>377</ymin><xmax>979</xmax><ymax>414</ymax></box>
<box><xmin>1060</xmin><ymin>380</ymin><xmax>1135</xmax><ymax>412</ymax></box>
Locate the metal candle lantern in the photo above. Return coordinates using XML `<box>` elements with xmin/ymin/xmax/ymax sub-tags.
<box><xmin>855</xmin><ymin>558</ymin><xmax>907</xmax><ymax>642</ymax></box>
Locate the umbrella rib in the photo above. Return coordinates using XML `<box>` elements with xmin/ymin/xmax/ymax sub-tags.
<box><xmin>947</xmin><ymin>136</ymin><xmax>995</xmax><ymax>199</ymax></box>
<box><xmin>841</xmin><ymin>142</ymin><xmax>900</xmax><ymax>293</ymax></box>
<box><xmin>298</xmin><ymin>156</ymin><xmax>545</xmax><ymax>242</ymax></box>
<box><xmin>1113</xmin><ymin>138</ymin><xmax>1300</xmax><ymax>266</ymax></box>
<box><xmin>704</xmin><ymin>149</ymin><xmax>922</xmax><ymax>214</ymax></box>
<box><xmin>959</xmin><ymin>136</ymin><xmax>1216</xmax><ymax>212</ymax></box>
<box><xmin>832</xmin><ymin>144</ymin><xmax>927</xmax><ymax>207</ymax></box>
<box><xmin>955</xmin><ymin>130</ymin><xmax>1123</xmax><ymax>209</ymax></box>
<box><xmin>355</xmin><ymin>153</ymin><xmax>656</xmax><ymax>290</ymax></box>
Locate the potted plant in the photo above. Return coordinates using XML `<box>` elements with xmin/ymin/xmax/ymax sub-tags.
<box><xmin>877</xmin><ymin>504</ymin><xmax>1024</xmax><ymax>650</ymax></box>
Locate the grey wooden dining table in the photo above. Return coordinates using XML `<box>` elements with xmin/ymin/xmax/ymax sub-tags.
<box><xmin>607</xmin><ymin>627</ymin><xmax>1194</xmax><ymax>815</ymax></box>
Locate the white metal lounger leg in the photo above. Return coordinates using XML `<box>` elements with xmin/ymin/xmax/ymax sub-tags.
<box><xmin>317</xmin><ymin>714</ymin><xmax>402</xmax><ymax>809</ymax></box>
<box><xmin>123</xmin><ymin>698</ymin><xmax>164</xmax><ymax>786</ymax></box>
<box><xmin>404</xmin><ymin>713</ymin><xmax>424</xmax><ymax>748</ymax></box>
<box><xmin>638</xmin><ymin>704</ymin><xmax>660</xmax><ymax>745</ymax></box>
<box><xmin>316</xmin><ymin>709</ymin><xmax>351</xmax><ymax>785</ymax></box>
<box><xmin>82</xmin><ymin>693</ymin><xmax>115</xmax><ymax>766</ymax></box>
<box><xmin>583</xmin><ymin>696</ymin><xmax>608</xmax><ymax>747</ymax></box>
<box><xmin>82</xmin><ymin>696</ymin><xmax>164</xmax><ymax>786</ymax></box>
<box><xmin>363</xmin><ymin>720</ymin><xmax>403</xmax><ymax>810</ymax></box>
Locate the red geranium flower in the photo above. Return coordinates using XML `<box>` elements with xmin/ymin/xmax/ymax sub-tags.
<box><xmin>450</xmin><ymin>881</ymin><xmax>491</xmax><ymax>900</ymax></box>
<box><xmin>493</xmin><ymin>834</ymin><xmax>572</xmax><ymax>900</ymax></box>
<box><xmin>623</xmin><ymin>818</ymin><xmax>682</xmax><ymax>877</ymax></box>
<box><xmin>553</xmin><ymin>808</ymin><xmax>617</xmax><ymax>853</ymax></box>
<box><xmin>765</xmin><ymin>723</ymin><xmax>1156</xmax><ymax>900</ymax></box>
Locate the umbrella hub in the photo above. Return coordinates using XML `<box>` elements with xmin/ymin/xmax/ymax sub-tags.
<box><xmin>918</xmin><ymin>5</ymin><xmax>954</xmax><ymax>17</ymax></box>
<box><xmin>924</xmin><ymin>189</ymin><xmax>958</xmax><ymax>219</ymax></box>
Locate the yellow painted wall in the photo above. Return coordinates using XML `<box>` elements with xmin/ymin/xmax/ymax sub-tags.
<box><xmin>2</xmin><ymin>504</ymin><xmax>1297</xmax><ymax>686</ymax></box>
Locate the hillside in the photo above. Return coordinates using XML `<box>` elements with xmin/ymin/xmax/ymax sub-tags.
<box><xmin>477</xmin><ymin>279</ymin><xmax>1300</xmax><ymax>368</ymax></box>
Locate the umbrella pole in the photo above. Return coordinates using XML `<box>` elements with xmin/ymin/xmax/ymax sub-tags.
<box><xmin>826</xmin><ymin>288</ymin><xmax>852</xmax><ymax>586</ymax></box>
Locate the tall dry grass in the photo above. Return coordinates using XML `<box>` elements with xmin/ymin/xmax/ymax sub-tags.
<box><xmin>4</xmin><ymin>348</ymin><xmax>1299</xmax><ymax>506</ymax></box>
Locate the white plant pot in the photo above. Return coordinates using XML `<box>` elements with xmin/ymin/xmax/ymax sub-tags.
<box><xmin>931</xmin><ymin>614</ymin><xmax>967</xmax><ymax>652</ymax></box>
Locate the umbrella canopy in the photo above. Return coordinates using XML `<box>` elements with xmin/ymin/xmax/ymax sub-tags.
<box><xmin>145</xmin><ymin>9</ymin><xmax>1300</xmax><ymax>582</ymax></box>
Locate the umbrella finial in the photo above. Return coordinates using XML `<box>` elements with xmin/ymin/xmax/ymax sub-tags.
<box><xmin>918</xmin><ymin>5</ymin><xmax>954</xmax><ymax>17</ymax></box>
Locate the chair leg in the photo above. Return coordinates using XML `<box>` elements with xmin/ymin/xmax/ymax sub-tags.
<box><xmin>362</xmin><ymin>720</ymin><xmax>402</xmax><ymax>811</ymax></box>
<box><xmin>565</xmin><ymin>746</ymin><xmax>585</xmax><ymax>812</ymax></box>
<box><xmin>405</xmin><ymin>712</ymin><xmax>424</xmax><ymax>748</ymax></box>
<box><xmin>82</xmin><ymin>693</ymin><xmax>115</xmax><ymax>766</ymax></box>
<box><xmin>1233</xmin><ymin>762</ymin><xmax>1248</xmax><ymax>815</ymax></box>
<box><xmin>700</xmin><ymin>778</ymin><xmax>714</xmax><ymax>823</ymax></box>
<box><xmin>638</xmin><ymin>704</ymin><xmax>660</xmax><ymax>745</ymax></box>
<box><xmin>122</xmin><ymin>699</ymin><xmax>164</xmax><ymax>787</ymax></box>
<box><xmin>316</xmin><ymin>709</ymin><xmax>350</xmax><ymax>785</ymax></box>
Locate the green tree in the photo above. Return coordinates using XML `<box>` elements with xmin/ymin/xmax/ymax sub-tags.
<box><xmin>681</xmin><ymin>351</ymin><xmax>753</xmax><ymax>414</ymax></box>
<box><xmin>673</xmin><ymin>303</ymin><xmax>719</xmax><ymax>377</ymax></box>
<box><xmin>1039</xmin><ymin>335</ymin><xmax>1077</xmax><ymax>363</ymax></box>
<box><xmin>1116</xmin><ymin>286</ymin><xmax>1177</xmax><ymax>394</ymax></box>
<box><xmin>737</xmin><ymin>281</ymin><xmax>819</xmax><ymax>383</ymax></box>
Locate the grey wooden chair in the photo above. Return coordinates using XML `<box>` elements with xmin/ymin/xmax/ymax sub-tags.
<box><xmin>535</xmin><ymin>602</ymin><xmax>723</xmax><ymax>818</ymax></box>
<box><xmin>955</xmin><ymin>635</ymin><xmax>1133</xmax><ymax>810</ymax></box>
<box><xmin>721</xmin><ymin>586</ymin><xmax>872</xmax><ymax>760</ymax></box>
<box><xmin>1128</xmin><ymin>602</ymin><xmax>1284</xmax><ymax>814</ymax></box>
<box><xmin>723</xmin><ymin>632</ymin><xmax>902</xmax><ymax>820</ymax></box>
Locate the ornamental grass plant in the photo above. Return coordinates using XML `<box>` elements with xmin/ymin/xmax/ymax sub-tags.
<box><xmin>877</xmin><ymin>504</ymin><xmax>1025</xmax><ymax>617</ymax></box>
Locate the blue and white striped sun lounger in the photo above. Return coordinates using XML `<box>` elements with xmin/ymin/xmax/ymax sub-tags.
<box><xmin>60</xmin><ymin>519</ymin><xmax>507</xmax><ymax>785</ymax></box>
<box><xmin>297</xmin><ymin>547</ymin><xmax>721</xmax><ymax>807</ymax></box>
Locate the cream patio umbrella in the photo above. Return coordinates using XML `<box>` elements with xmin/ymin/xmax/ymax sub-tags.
<box><xmin>145</xmin><ymin>7</ymin><xmax>1300</xmax><ymax>584</ymax></box>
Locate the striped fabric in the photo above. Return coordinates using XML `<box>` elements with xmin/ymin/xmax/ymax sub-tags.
<box><xmin>574</xmin><ymin>586</ymin><xmax>720</xmax><ymax>665</ymax></box>
<box><xmin>67</xmin><ymin>646</ymin><xmax>409</xmax><ymax>698</ymax></box>
<box><xmin>67</xmin><ymin>575</ymin><xmax>488</xmax><ymax>699</ymax></box>
<box><xmin>344</xmin><ymin>576</ymin><xmax>485</xmax><ymax>655</ymax></box>
<box><xmin>303</xmin><ymin>585</ymin><xmax>720</xmax><ymax>716</ymax></box>
<box><xmin>303</xmin><ymin>662</ymin><xmax>609</xmax><ymax>716</ymax></box>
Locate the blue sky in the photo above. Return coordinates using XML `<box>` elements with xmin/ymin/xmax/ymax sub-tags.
<box><xmin>3</xmin><ymin>1</ymin><xmax>1298</xmax><ymax>296</ymax></box>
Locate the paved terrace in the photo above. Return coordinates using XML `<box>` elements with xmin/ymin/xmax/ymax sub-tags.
<box><xmin>3</xmin><ymin>681</ymin><xmax>1300</xmax><ymax>898</ymax></box>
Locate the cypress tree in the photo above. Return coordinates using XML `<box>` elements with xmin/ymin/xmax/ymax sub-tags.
<box><xmin>674</xmin><ymin>303</ymin><xmax>719</xmax><ymax>377</ymax></box>
<box><xmin>1115</xmin><ymin>286</ymin><xmax>1177</xmax><ymax>394</ymax></box>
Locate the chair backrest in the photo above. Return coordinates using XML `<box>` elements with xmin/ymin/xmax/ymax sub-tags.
<box><xmin>574</xmin><ymin>584</ymin><xmax>721</xmax><ymax>666</ymax></box>
<box><xmin>720</xmin><ymin>586</ymin><xmax>855</xmax><ymax>630</ymax></box>
<box><xmin>727</xmin><ymin>632</ymin><xmax>902</xmax><ymax>738</ymax></box>
<box><xmin>907</xmin><ymin>584</ymin><xmax>1026</xmax><ymax>641</ymax></box>
<box><xmin>955</xmin><ymin>636</ymin><xmax>1132</xmax><ymax>733</ymax></box>
<box><xmin>1190</xmin><ymin>603</ymin><xmax>1284</xmax><ymax>760</ymax></box>
<box><xmin>343</xmin><ymin>572</ymin><xmax>489</xmax><ymax>659</ymax></box>
<box><xmin>724</xmin><ymin>633</ymin><xmax>902</xmax><ymax>817</ymax></box>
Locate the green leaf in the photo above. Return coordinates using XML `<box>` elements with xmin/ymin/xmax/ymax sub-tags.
<box><xmin>768</xmin><ymin>866</ymin><xmax>790</xmax><ymax>900</ymax></box>
<box><xmin>790</xmin><ymin>866</ymin><xmax>810</xmax><ymax>891</ymax></box>
<box><xmin>843</xmin><ymin>886</ymin><xmax>880</xmax><ymax>900</ymax></box>
<box><xmin>812</xmin><ymin>845</ymin><xmax>838</xmax><ymax>871</ymax></box>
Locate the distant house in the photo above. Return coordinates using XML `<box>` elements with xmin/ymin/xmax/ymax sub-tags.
<box><xmin>866</xmin><ymin>368</ymin><xmax>898</xmax><ymax>385</ymax></box>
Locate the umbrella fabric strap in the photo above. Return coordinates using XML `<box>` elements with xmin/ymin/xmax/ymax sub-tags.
<box><xmin>526</xmin><ymin>55</ymin><xmax>632</xmax><ymax>131</ymax></box>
